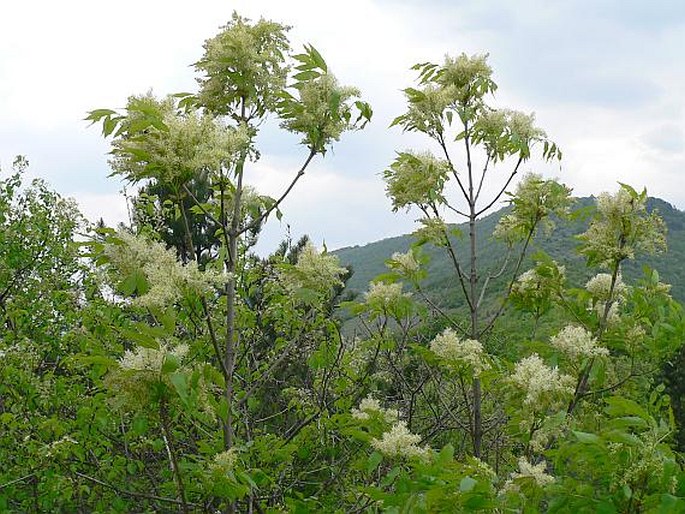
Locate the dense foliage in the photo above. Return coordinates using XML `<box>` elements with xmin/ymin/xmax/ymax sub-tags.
<box><xmin>2</xmin><ymin>13</ymin><xmax>685</xmax><ymax>513</ymax></box>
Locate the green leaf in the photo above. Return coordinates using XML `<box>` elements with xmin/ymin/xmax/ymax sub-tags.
<box><xmin>459</xmin><ymin>476</ymin><xmax>477</xmax><ymax>492</ymax></box>
<box><xmin>367</xmin><ymin>451</ymin><xmax>383</xmax><ymax>473</ymax></box>
<box><xmin>658</xmin><ymin>494</ymin><xmax>682</xmax><ymax>513</ymax></box>
<box><xmin>293</xmin><ymin>70</ymin><xmax>320</xmax><ymax>81</ymax></box>
<box><xmin>74</xmin><ymin>355</ymin><xmax>119</xmax><ymax>369</ymax></box>
<box><xmin>132</xmin><ymin>415</ymin><xmax>148</xmax><ymax>435</ymax></box>
<box><xmin>305</xmin><ymin>44</ymin><xmax>327</xmax><ymax>72</ymax></box>
<box><xmin>605</xmin><ymin>396</ymin><xmax>651</xmax><ymax>421</ymax></box>
<box><xmin>119</xmin><ymin>269</ymin><xmax>148</xmax><ymax>296</ymax></box>
<box><xmin>437</xmin><ymin>444</ymin><xmax>454</xmax><ymax>465</ymax></box>
<box><xmin>169</xmin><ymin>372</ymin><xmax>188</xmax><ymax>402</ymax></box>
<box><xmin>120</xmin><ymin>326</ymin><xmax>160</xmax><ymax>349</ymax></box>
<box><xmin>573</xmin><ymin>431</ymin><xmax>602</xmax><ymax>444</ymax></box>
<box><xmin>162</xmin><ymin>354</ymin><xmax>180</xmax><ymax>374</ymax></box>
<box><xmin>236</xmin><ymin>471</ymin><xmax>257</xmax><ymax>489</ymax></box>
<box><xmin>84</xmin><ymin>108</ymin><xmax>117</xmax><ymax>123</ymax></box>
<box><xmin>381</xmin><ymin>466</ymin><xmax>400</xmax><ymax>487</ymax></box>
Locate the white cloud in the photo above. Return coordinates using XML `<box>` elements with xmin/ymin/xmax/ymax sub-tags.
<box><xmin>245</xmin><ymin>155</ymin><xmax>414</xmax><ymax>253</ymax></box>
<box><xmin>69</xmin><ymin>191</ymin><xmax>129</xmax><ymax>228</ymax></box>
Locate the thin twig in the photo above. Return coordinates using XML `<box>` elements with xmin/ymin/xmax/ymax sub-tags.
<box><xmin>237</xmin><ymin>150</ymin><xmax>316</xmax><ymax>237</ymax></box>
<box><xmin>476</xmin><ymin>156</ymin><xmax>523</xmax><ymax>217</ymax></box>
<box><xmin>0</xmin><ymin>473</ymin><xmax>36</xmax><ymax>490</ymax></box>
<box><xmin>74</xmin><ymin>472</ymin><xmax>199</xmax><ymax>507</ymax></box>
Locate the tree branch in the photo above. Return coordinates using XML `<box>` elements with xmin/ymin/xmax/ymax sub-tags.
<box><xmin>476</xmin><ymin>155</ymin><xmax>523</xmax><ymax>217</ymax></box>
<box><xmin>474</xmin><ymin>153</ymin><xmax>491</xmax><ymax>204</ymax></box>
<box><xmin>74</xmin><ymin>472</ymin><xmax>199</xmax><ymax>508</ymax></box>
<box><xmin>476</xmin><ymin>246</ymin><xmax>512</xmax><ymax>310</ymax></box>
<box><xmin>437</xmin><ymin>133</ymin><xmax>470</xmax><ymax>205</ymax></box>
<box><xmin>236</xmin><ymin>150</ymin><xmax>316</xmax><ymax>237</ymax></box>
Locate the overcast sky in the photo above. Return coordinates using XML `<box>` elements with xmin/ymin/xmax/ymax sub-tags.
<box><xmin>2</xmin><ymin>0</ymin><xmax>684</xmax><ymax>253</ymax></box>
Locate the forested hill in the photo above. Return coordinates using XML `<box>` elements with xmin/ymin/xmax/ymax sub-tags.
<box><xmin>334</xmin><ymin>197</ymin><xmax>685</xmax><ymax>305</ymax></box>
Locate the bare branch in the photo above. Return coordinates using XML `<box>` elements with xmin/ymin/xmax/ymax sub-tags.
<box><xmin>74</xmin><ymin>472</ymin><xmax>200</xmax><ymax>508</ymax></box>
<box><xmin>476</xmin><ymin>155</ymin><xmax>523</xmax><ymax>217</ymax></box>
<box><xmin>480</xmin><ymin>226</ymin><xmax>535</xmax><ymax>338</ymax></box>
<box><xmin>236</xmin><ymin>150</ymin><xmax>316</xmax><ymax>237</ymax></box>
<box><xmin>437</xmin><ymin>133</ymin><xmax>470</xmax><ymax>205</ymax></box>
<box><xmin>476</xmin><ymin>246</ymin><xmax>512</xmax><ymax>310</ymax></box>
<box><xmin>474</xmin><ymin>153</ymin><xmax>491</xmax><ymax>203</ymax></box>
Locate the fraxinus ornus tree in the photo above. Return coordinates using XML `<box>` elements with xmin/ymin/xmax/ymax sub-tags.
<box><xmin>87</xmin><ymin>13</ymin><xmax>371</xmax><ymax>512</ymax></box>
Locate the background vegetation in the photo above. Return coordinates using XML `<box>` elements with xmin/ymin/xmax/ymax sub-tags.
<box><xmin>1</xmin><ymin>13</ymin><xmax>684</xmax><ymax>513</ymax></box>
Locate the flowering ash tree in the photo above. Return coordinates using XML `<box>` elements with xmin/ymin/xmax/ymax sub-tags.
<box><xmin>85</xmin><ymin>13</ymin><xmax>370</xmax><ymax>513</ymax></box>
<box><xmin>340</xmin><ymin>54</ymin><xmax>685</xmax><ymax>512</ymax></box>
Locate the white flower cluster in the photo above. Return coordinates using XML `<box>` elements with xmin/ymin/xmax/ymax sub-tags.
<box><xmin>585</xmin><ymin>272</ymin><xmax>628</xmax><ymax>324</ymax></box>
<box><xmin>596</xmin><ymin>188</ymin><xmax>635</xmax><ymax>217</ymax></box>
<box><xmin>280</xmin><ymin>73</ymin><xmax>363</xmax><ymax>150</ymax></box>
<box><xmin>108</xmin><ymin>341</ymin><xmax>191</xmax><ymax>409</ymax></box>
<box><xmin>210</xmin><ymin>448</ymin><xmax>239</xmax><ymax>475</ymax></box>
<box><xmin>413</xmin><ymin>217</ymin><xmax>448</xmax><ymax>247</ymax></box>
<box><xmin>529</xmin><ymin>422</ymin><xmax>565</xmax><ymax>453</ymax></box>
<box><xmin>344</xmin><ymin>338</ymin><xmax>372</xmax><ymax>375</ymax></box>
<box><xmin>371</xmin><ymin>421</ymin><xmax>430</xmax><ymax>460</ymax></box>
<box><xmin>511</xmin><ymin>457</ymin><xmax>555</xmax><ymax>487</ymax></box>
<box><xmin>429</xmin><ymin>328</ymin><xmax>490</xmax><ymax>376</ymax></box>
<box><xmin>384</xmin><ymin>150</ymin><xmax>449</xmax><ymax>209</ymax></box>
<box><xmin>510</xmin><ymin>354</ymin><xmax>574</xmax><ymax>407</ymax></box>
<box><xmin>119</xmin><ymin>343</ymin><xmax>189</xmax><ymax>373</ymax></box>
<box><xmin>513</xmin><ymin>262</ymin><xmax>565</xmax><ymax>299</ymax></box>
<box><xmin>514</xmin><ymin>269</ymin><xmax>540</xmax><ymax>291</ymax></box>
<box><xmin>550</xmin><ymin>325</ymin><xmax>609</xmax><ymax>360</ymax></box>
<box><xmin>387</xmin><ymin>250</ymin><xmax>421</xmax><ymax>277</ymax></box>
<box><xmin>580</xmin><ymin>187</ymin><xmax>666</xmax><ymax>267</ymax></box>
<box><xmin>364</xmin><ymin>282</ymin><xmax>409</xmax><ymax>310</ymax></box>
<box><xmin>585</xmin><ymin>273</ymin><xmax>627</xmax><ymax>301</ymax></box>
<box><xmin>492</xmin><ymin>213</ymin><xmax>519</xmax><ymax>243</ymax></box>
<box><xmin>351</xmin><ymin>396</ymin><xmax>399</xmax><ymax>423</ymax></box>
<box><xmin>44</xmin><ymin>435</ymin><xmax>79</xmax><ymax>458</ymax></box>
<box><xmin>468</xmin><ymin>456</ymin><xmax>497</xmax><ymax>480</ymax></box>
<box><xmin>104</xmin><ymin>230</ymin><xmax>223</xmax><ymax>308</ymax></box>
<box><xmin>283</xmin><ymin>387</ymin><xmax>315</xmax><ymax>410</ymax></box>
<box><xmin>285</xmin><ymin>242</ymin><xmax>347</xmax><ymax>296</ymax></box>
<box><xmin>493</xmin><ymin>175</ymin><xmax>573</xmax><ymax>243</ymax></box>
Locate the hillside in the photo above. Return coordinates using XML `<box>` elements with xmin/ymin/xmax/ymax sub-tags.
<box><xmin>334</xmin><ymin>197</ymin><xmax>685</xmax><ymax>305</ymax></box>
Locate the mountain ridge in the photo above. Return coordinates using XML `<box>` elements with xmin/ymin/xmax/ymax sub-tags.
<box><xmin>333</xmin><ymin>196</ymin><xmax>685</xmax><ymax>305</ymax></box>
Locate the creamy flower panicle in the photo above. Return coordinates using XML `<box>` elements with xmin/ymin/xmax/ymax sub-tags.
<box><xmin>585</xmin><ymin>272</ymin><xmax>628</xmax><ymax>324</ymax></box>
<box><xmin>413</xmin><ymin>217</ymin><xmax>449</xmax><ymax>247</ymax></box>
<box><xmin>107</xmin><ymin>340</ymin><xmax>191</xmax><ymax>409</ymax></box>
<box><xmin>550</xmin><ymin>325</ymin><xmax>609</xmax><ymax>360</ymax></box>
<box><xmin>493</xmin><ymin>174</ymin><xmax>573</xmax><ymax>243</ymax></box>
<box><xmin>351</xmin><ymin>396</ymin><xmax>399</xmax><ymax>423</ymax></box>
<box><xmin>384</xmin><ymin>151</ymin><xmax>450</xmax><ymax>210</ymax></box>
<box><xmin>104</xmin><ymin>230</ymin><xmax>223</xmax><ymax>309</ymax></box>
<box><xmin>585</xmin><ymin>272</ymin><xmax>628</xmax><ymax>301</ymax></box>
<box><xmin>388</xmin><ymin>250</ymin><xmax>421</xmax><ymax>276</ymax></box>
<box><xmin>282</xmin><ymin>242</ymin><xmax>347</xmax><ymax>298</ymax></box>
<box><xmin>507</xmin><ymin>457</ymin><xmax>555</xmax><ymax>489</ymax></box>
<box><xmin>371</xmin><ymin>421</ymin><xmax>430</xmax><ymax>460</ymax></box>
<box><xmin>429</xmin><ymin>328</ymin><xmax>490</xmax><ymax>376</ymax></box>
<box><xmin>513</xmin><ymin>261</ymin><xmax>565</xmax><ymax>300</ymax></box>
<box><xmin>510</xmin><ymin>354</ymin><xmax>574</xmax><ymax>407</ymax></box>
<box><xmin>211</xmin><ymin>448</ymin><xmax>239</xmax><ymax>475</ymax></box>
<box><xmin>364</xmin><ymin>282</ymin><xmax>410</xmax><ymax>314</ymax></box>
<box><xmin>579</xmin><ymin>187</ymin><xmax>666</xmax><ymax>267</ymax></box>
<box><xmin>119</xmin><ymin>343</ymin><xmax>189</xmax><ymax>373</ymax></box>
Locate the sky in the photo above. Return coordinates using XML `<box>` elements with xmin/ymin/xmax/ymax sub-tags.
<box><xmin>2</xmin><ymin>0</ymin><xmax>684</xmax><ymax>253</ymax></box>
